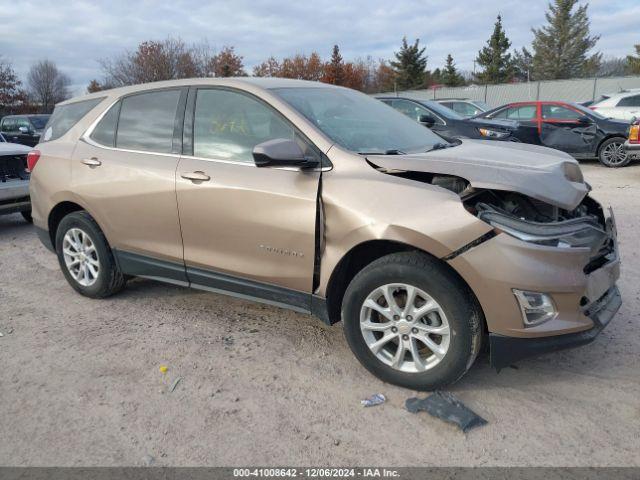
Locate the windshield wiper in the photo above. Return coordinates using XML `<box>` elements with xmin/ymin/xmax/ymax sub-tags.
<box><xmin>425</xmin><ymin>142</ymin><xmax>455</xmax><ymax>153</ymax></box>
<box><xmin>358</xmin><ymin>149</ymin><xmax>406</xmax><ymax>155</ymax></box>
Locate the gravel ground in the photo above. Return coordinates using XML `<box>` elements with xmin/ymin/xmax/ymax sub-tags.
<box><xmin>1</xmin><ymin>160</ymin><xmax>639</xmax><ymax>467</ymax></box>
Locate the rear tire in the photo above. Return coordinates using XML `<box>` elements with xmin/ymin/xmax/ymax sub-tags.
<box><xmin>598</xmin><ymin>137</ymin><xmax>630</xmax><ymax>168</ymax></box>
<box><xmin>55</xmin><ymin>211</ymin><xmax>127</xmax><ymax>298</ymax></box>
<box><xmin>342</xmin><ymin>251</ymin><xmax>483</xmax><ymax>391</ymax></box>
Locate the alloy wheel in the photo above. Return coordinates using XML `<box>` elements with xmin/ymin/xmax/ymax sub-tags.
<box><xmin>360</xmin><ymin>283</ymin><xmax>451</xmax><ymax>373</ymax></box>
<box><xmin>601</xmin><ymin>141</ymin><xmax>628</xmax><ymax>166</ymax></box>
<box><xmin>62</xmin><ymin>228</ymin><xmax>100</xmax><ymax>287</ymax></box>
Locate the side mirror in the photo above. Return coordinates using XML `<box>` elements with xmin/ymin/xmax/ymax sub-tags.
<box><xmin>419</xmin><ymin>114</ymin><xmax>436</xmax><ymax>127</ymax></box>
<box><xmin>253</xmin><ymin>138</ymin><xmax>318</xmax><ymax>168</ymax></box>
<box><xmin>577</xmin><ymin>116</ymin><xmax>592</xmax><ymax>125</ymax></box>
<box><xmin>18</xmin><ymin>126</ymin><xmax>30</xmax><ymax>134</ymax></box>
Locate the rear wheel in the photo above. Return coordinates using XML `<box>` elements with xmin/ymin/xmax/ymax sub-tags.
<box><xmin>598</xmin><ymin>137</ymin><xmax>629</xmax><ymax>167</ymax></box>
<box><xmin>55</xmin><ymin>211</ymin><xmax>126</xmax><ymax>298</ymax></box>
<box><xmin>342</xmin><ymin>251</ymin><xmax>483</xmax><ymax>390</ymax></box>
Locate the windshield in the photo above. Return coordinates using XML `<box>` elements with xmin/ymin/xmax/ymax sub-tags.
<box><xmin>29</xmin><ymin>116</ymin><xmax>49</xmax><ymax>129</ymax></box>
<box><xmin>421</xmin><ymin>100</ymin><xmax>464</xmax><ymax>120</ymax></box>
<box><xmin>273</xmin><ymin>87</ymin><xmax>445</xmax><ymax>154</ymax></box>
<box><xmin>572</xmin><ymin>103</ymin><xmax>606</xmax><ymax>120</ymax></box>
<box><xmin>473</xmin><ymin>100</ymin><xmax>490</xmax><ymax>110</ymax></box>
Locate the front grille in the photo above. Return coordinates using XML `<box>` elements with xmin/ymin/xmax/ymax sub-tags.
<box><xmin>0</xmin><ymin>154</ymin><xmax>29</xmax><ymax>181</ymax></box>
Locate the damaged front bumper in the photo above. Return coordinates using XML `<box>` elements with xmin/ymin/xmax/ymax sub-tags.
<box><xmin>449</xmin><ymin>206</ymin><xmax>621</xmax><ymax>369</ymax></box>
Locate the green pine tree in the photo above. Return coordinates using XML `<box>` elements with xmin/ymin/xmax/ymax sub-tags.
<box><xmin>530</xmin><ymin>0</ymin><xmax>601</xmax><ymax>79</ymax></box>
<box><xmin>512</xmin><ymin>47</ymin><xmax>534</xmax><ymax>81</ymax></box>
<box><xmin>441</xmin><ymin>54</ymin><xmax>465</xmax><ymax>86</ymax></box>
<box><xmin>627</xmin><ymin>44</ymin><xmax>640</xmax><ymax>74</ymax></box>
<box><xmin>475</xmin><ymin>15</ymin><xmax>514</xmax><ymax>84</ymax></box>
<box><xmin>390</xmin><ymin>37</ymin><xmax>428</xmax><ymax>90</ymax></box>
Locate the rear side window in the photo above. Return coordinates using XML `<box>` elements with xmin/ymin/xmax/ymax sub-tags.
<box><xmin>1</xmin><ymin>118</ymin><xmax>16</xmax><ymax>132</ymax></box>
<box><xmin>116</xmin><ymin>89</ymin><xmax>181</xmax><ymax>153</ymax></box>
<box><xmin>41</xmin><ymin>98</ymin><xmax>103</xmax><ymax>142</ymax></box>
<box><xmin>90</xmin><ymin>101</ymin><xmax>121</xmax><ymax>147</ymax></box>
<box><xmin>617</xmin><ymin>95</ymin><xmax>640</xmax><ymax>107</ymax></box>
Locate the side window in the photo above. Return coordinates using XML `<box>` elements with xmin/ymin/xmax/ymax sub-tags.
<box><xmin>391</xmin><ymin>99</ymin><xmax>431</xmax><ymax>122</ymax></box>
<box><xmin>42</xmin><ymin>98</ymin><xmax>104</xmax><ymax>142</ymax></box>
<box><xmin>193</xmin><ymin>89</ymin><xmax>296</xmax><ymax>163</ymax></box>
<box><xmin>1</xmin><ymin>119</ymin><xmax>16</xmax><ymax>132</ymax></box>
<box><xmin>452</xmin><ymin>102</ymin><xmax>481</xmax><ymax>117</ymax></box>
<box><xmin>16</xmin><ymin>118</ymin><xmax>31</xmax><ymax>130</ymax></box>
<box><xmin>116</xmin><ymin>89</ymin><xmax>181</xmax><ymax>153</ymax></box>
<box><xmin>541</xmin><ymin>105</ymin><xmax>581</xmax><ymax>120</ymax></box>
<box><xmin>90</xmin><ymin>101</ymin><xmax>120</xmax><ymax>147</ymax></box>
<box><xmin>617</xmin><ymin>95</ymin><xmax>640</xmax><ymax>107</ymax></box>
<box><xmin>504</xmin><ymin>105</ymin><xmax>537</xmax><ymax>121</ymax></box>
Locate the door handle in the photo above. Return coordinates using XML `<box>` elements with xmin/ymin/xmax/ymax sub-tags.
<box><xmin>81</xmin><ymin>158</ymin><xmax>102</xmax><ymax>167</ymax></box>
<box><xmin>181</xmin><ymin>171</ymin><xmax>211</xmax><ymax>182</ymax></box>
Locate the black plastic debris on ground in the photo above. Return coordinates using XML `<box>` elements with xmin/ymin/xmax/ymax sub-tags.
<box><xmin>405</xmin><ymin>390</ymin><xmax>487</xmax><ymax>432</ymax></box>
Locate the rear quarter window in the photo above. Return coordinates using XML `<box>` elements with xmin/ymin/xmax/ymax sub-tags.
<box><xmin>42</xmin><ymin>98</ymin><xmax>104</xmax><ymax>142</ymax></box>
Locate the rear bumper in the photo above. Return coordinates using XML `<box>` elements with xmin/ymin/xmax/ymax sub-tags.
<box><xmin>489</xmin><ymin>285</ymin><xmax>621</xmax><ymax>370</ymax></box>
<box><xmin>0</xmin><ymin>179</ymin><xmax>30</xmax><ymax>215</ymax></box>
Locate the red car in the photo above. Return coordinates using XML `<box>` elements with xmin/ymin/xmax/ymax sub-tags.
<box><xmin>477</xmin><ymin>101</ymin><xmax>632</xmax><ymax>167</ymax></box>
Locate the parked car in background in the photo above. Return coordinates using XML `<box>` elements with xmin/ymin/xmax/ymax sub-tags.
<box><xmin>0</xmin><ymin>132</ymin><xmax>33</xmax><ymax>222</ymax></box>
<box><xmin>624</xmin><ymin>119</ymin><xmax>640</xmax><ymax>160</ymax></box>
<box><xmin>29</xmin><ymin>78</ymin><xmax>621</xmax><ymax>390</ymax></box>
<box><xmin>377</xmin><ymin>97</ymin><xmax>536</xmax><ymax>143</ymax></box>
<box><xmin>0</xmin><ymin>114</ymin><xmax>50</xmax><ymax>147</ymax></box>
<box><xmin>589</xmin><ymin>89</ymin><xmax>640</xmax><ymax>121</ymax></box>
<box><xmin>435</xmin><ymin>98</ymin><xmax>490</xmax><ymax>118</ymax></box>
<box><xmin>477</xmin><ymin>101</ymin><xmax>632</xmax><ymax>167</ymax></box>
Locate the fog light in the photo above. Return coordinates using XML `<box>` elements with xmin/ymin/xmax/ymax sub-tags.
<box><xmin>512</xmin><ymin>290</ymin><xmax>557</xmax><ymax>326</ymax></box>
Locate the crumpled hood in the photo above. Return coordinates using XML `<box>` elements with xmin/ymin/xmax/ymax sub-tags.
<box><xmin>467</xmin><ymin>117</ymin><xmax>519</xmax><ymax>130</ymax></box>
<box><xmin>368</xmin><ymin>139</ymin><xmax>589</xmax><ymax>210</ymax></box>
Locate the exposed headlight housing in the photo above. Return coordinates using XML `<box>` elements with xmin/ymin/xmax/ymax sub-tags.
<box><xmin>477</xmin><ymin>128</ymin><xmax>510</xmax><ymax>139</ymax></box>
<box><xmin>478</xmin><ymin>206</ymin><xmax>608</xmax><ymax>254</ymax></box>
<box><xmin>513</xmin><ymin>290</ymin><xmax>557</xmax><ymax>326</ymax></box>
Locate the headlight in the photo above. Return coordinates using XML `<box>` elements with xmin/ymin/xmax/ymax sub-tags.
<box><xmin>478</xmin><ymin>208</ymin><xmax>608</xmax><ymax>254</ymax></box>
<box><xmin>562</xmin><ymin>162</ymin><xmax>584</xmax><ymax>183</ymax></box>
<box><xmin>477</xmin><ymin>128</ymin><xmax>510</xmax><ymax>139</ymax></box>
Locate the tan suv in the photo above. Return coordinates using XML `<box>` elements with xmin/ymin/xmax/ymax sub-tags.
<box><xmin>29</xmin><ymin>78</ymin><xmax>621</xmax><ymax>390</ymax></box>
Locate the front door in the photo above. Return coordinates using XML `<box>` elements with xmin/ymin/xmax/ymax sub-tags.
<box><xmin>72</xmin><ymin>88</ymin><xmax>188</xmax><ymax>282</ymax></box>
<box><xmin>540</xmin><ymin>104</ymin><xmax>597</xmax><ymax>156</ymax></box>
<box><xmin>176</xmin><ymin>87</ymin><xmax>320</xmax><ymax>310</ymax></box>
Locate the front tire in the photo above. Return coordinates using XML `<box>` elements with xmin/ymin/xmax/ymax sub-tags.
<box><xmin>598</xmin><ymin>137</ymin><xmax>630</xmax><ymax>168</ymax></box>
<box><xmin>55</xmin><ymin>211</ymin><xmax>127</xmax><ymax>298</ymax></box>
<box><xmin>342</xmin><ymin>251</ymin><xmax>483</xmax><ymax>390</ymax></box>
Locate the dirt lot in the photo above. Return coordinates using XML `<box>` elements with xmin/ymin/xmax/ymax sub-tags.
<box><xmin>1</xmin><ymin>160</ymin><xmax>639</xmax><ymax>467</ymax></box>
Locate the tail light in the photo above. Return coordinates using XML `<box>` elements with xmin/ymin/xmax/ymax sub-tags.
<box><xmin>630</xmin><ymin>123</ymin><xmax>640</xmax><ymax>145</ymax></box>
<box><xmin>26</xmin><ymin>150</ymin><xmax>40</xmax><ymax>172</ymax></box>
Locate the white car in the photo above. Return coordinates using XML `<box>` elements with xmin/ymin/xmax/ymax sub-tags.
<box><xmin>590</xmin><ymin>89</ymin><xmax>640</xmax><ymax>121</ymax></box>
<box><xmin>0</xmin><ymin>132</ymin><xmax>33</xmax><ymax>222</ymax></box>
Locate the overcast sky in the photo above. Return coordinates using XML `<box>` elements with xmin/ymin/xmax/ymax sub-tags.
<box><xmin>1</xmin><ymin>0</ymin><xmax>638</xmax><ymax>95</ymax></box>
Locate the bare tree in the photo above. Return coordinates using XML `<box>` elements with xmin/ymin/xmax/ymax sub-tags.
<box><xmin>0</xmin><ymin>56</ymin><xmax>28</xmax><ymax>113</ymax></box>
<box><xmin>27</xmin><ymin>60</ymin><xmax>71</xmax><ymax>112</ymax></box>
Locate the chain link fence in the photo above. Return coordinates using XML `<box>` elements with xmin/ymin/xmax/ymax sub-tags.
<box><xmin>391</xmin><ymin>75</ymin><xmax>640</xmax><ymax>107</ymax></box>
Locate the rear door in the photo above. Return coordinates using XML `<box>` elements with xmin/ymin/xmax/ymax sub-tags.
<box><xmin>73</xmin><ymin>88</ymin><xmax>188</xmax><ymax>282</ymax></box>
<box><xmin>175</xmin><ymin>87</ymin><xmax>321</xmax><ymax>308</ymax></box>
<box><xmin>616</xmin><ymin>94</ymin><xmax>640</xmax><ymax>121</ymax></box>
<box><xmin>539</xmin><ymin>103</ymin><xmax>597</xmax><ymax>155</ymax></box>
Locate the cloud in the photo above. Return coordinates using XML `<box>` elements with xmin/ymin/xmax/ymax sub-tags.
<box><xmin>0</xmin><ymin>0</ymin><xmax>636</xmax><ymax>95</ymax></box>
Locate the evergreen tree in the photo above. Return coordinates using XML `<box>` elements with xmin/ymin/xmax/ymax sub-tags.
<box><xmin>475</xmin><ymin>15</ymin><xmax>514</xmax><ymax>84</ymax></box>
<box><xmin>323</xmin><ymin>45</ymin><xmax>345</xmax><ymax>85</ymax></box>
<box><xmin>530</xmin><ymin>0</ymin><xmax>601</xmax><ymax>79</ymax></box>
<box><xmin>441</xmin><ymin>54</ymin><xmax>465</xmax><ymax>86</ymax></box>
<box><xmin>627</xmin><ymin>44</ymin><xmax>640</xmax><ymax>75</ymax></box>
<box><xmin>390</xmin><ymin>37</ymin><xmax>427</xmax><ymax>90</ymax></box>
<box><xmin>512</xmin><ymin>47</ymin><xmax>534</xmax><ymax>81</ymax></box>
